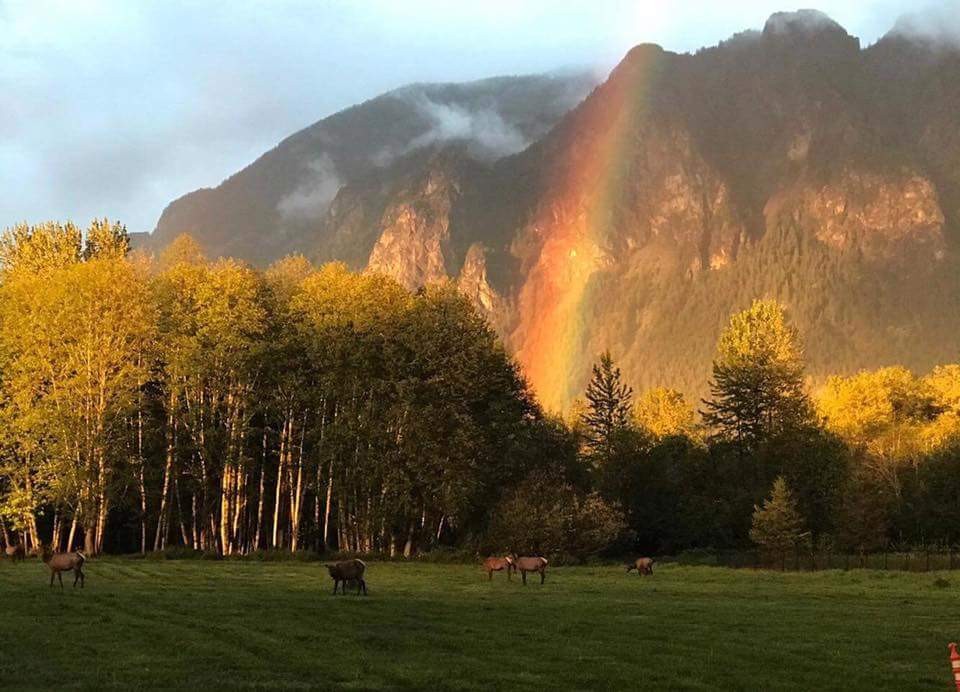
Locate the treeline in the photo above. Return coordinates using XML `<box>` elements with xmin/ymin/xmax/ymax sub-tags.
<box><xmin>0</xmin><ymin>221</ymin><xmax>958</xmax><ymax>560</ymax></box>
<box><xmin>0</xmin><ymin>222</ymin><xmax>584</xmax><ymax>557</ymax></box>
<box><xmin>579</xmin><ymin>302</ymin><xmax>960</xmax><ymax>556</ymax></box>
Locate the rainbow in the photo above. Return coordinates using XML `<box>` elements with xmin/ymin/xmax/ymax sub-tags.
<box><xmin>511</xmin><ymin>47</ymin><xmax>664</xmax><ymax>412</ymax></box>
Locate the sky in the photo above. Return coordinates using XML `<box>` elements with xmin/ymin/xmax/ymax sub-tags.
<box><xmin>1</xmin><ymin>0</ymin><xmax>955</xmax><ymax>233</ymax></box>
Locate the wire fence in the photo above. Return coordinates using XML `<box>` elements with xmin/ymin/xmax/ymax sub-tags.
<box><xmin>675</xmin><ymin>548</ymin><xmax>960</xmax><ymax>572</ymax></box>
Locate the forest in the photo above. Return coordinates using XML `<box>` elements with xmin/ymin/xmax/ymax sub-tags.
<box><xmin>0</xmin><ymin>220</ymin><xmax>958</xmax><ymax>560</ymax></box>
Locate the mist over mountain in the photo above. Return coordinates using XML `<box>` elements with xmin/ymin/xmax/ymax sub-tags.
<box><xmin>146</xmin><ymin>73</ymin><xmax>599</xmax><ymax>263</ymax></box>
<box><xmin>145</xmin><ymin>11</ymin><xmax>960</xmax><ymax>411</ymax></box>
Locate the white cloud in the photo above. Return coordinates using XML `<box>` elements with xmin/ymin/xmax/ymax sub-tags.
<box><xmin>407</xmin><ymin>95</ymin><xmax>529</xmax><ymax>159</ymax></box>
<box><xmin>277</xmin><ymin>155</ymin><xmax>343</xmax><ymax>222</ymax></box>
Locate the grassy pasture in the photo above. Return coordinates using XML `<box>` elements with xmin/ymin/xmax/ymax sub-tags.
<box><xmin>1</xmin><ymin>559</ymin><xmax>958</xmax><ymax>690</ymax></box>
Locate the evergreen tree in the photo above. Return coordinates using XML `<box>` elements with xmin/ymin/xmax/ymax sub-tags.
<box><xmin>581</xmin><ymin>351</ymin><xmax>633</xmax><ymax>461</ymax></box>
<box><xmin>749</xmin><ymin>476</ymin><xmax>806</xmax><ymax>553</ymax></box>
<box><xmin>703</xmin><ymin>300</ymin><xmax>812</xmax><ymax>452</ymax></box>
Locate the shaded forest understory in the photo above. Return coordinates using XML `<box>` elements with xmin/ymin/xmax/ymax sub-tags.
<box><xmin>1</xmin><ymin>222</ymin><xmax>959</xmax><ymax>559</ymax></box>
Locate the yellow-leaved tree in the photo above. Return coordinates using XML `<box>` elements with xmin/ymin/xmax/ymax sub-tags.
<box><xmin>0</xmin><ymin>220</ymin><xmax>153</xmax><ymax>554</ymax></box>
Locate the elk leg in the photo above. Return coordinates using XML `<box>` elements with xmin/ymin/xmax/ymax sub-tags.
<box><xmin>488</xmin><ymin>570</ymin><xmax>492</xmax><ymax>581</ymax></box>
<box><xmin>521</xmin><ymin>570</ymin><xmax>527</xmax><ymax>585</ymax></box>
<box><xmin>332</xmin><ymin>579</ymin><xmax>339</xmax><ymax>595</ymax></box>
<box><xmin>49</xmin><ymin>570</ymin><xmax>55</xmax><ymax>588</ymax></box>
<box><xmin>540</xmin><ymin>569</ymin><xmax>545</xmax><ymax>585</ymax></box>
<box><xmin>58</xmin><ymin>572</ymin><xmax>64</xmax><ymax>589</ymax></box>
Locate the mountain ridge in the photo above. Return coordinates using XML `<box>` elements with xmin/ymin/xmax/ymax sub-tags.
<box><xmin>142</xmin><ymin>11</ymin><xmax>960</xmax><ymax>410</ymax></box>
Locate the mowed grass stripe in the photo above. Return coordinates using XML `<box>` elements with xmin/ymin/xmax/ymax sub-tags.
<box><xmin>0</xmin><ymin>561</ymin><xmax>956</xmax><ymax>690</ymax></box>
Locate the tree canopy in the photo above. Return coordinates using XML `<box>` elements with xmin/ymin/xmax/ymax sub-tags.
<box><xmin>0</xmin><ymin>226</ymin><xmax>957</xmax><ymax>559</ymax></box>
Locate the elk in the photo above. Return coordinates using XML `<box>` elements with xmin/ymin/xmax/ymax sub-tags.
<box><xmin>4</xmin><ymin>543</ymin><xmax>25</xmax><ymax>562</ymax></box>
<box><xmin>483</xmin><ymin>555</ymin><xmax>514</xmax><ymax>580</ymax></box>
<box><xmin>326</xmin><ymin>558</ymin><xmax>367</xmax><ymax>595</ymax></box>
<box><xmin>513</xmin><ymin>555</ymin><xmax>548</xmax><ymax>585</ymax></box>
<box><xmin>40</xmin><ymin>544</ymin><xmax>86</xmax><ymax>589</ymax></box>
<box><xmin>626</xmin><ymin>557</ymin><xmax>654</xmax><ymax>576</ymax></box>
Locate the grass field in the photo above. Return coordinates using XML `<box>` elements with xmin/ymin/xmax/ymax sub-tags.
<box><xmin>1</xmin><ymin>559</ymin><xmax>958</xmax><ymax>690</ymax></box>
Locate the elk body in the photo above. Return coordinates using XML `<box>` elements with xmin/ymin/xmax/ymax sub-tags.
<box><xmin>41</xmin><ymin>545</ymin><xmax>86</xmax><ymax>588</ymax></box>
<box><xmin>513</xmin><ymin>556</ymin><xmax>548</xmax><ymax>585</ymax></box>
<box><xmin>326</xmin><ymin>559</ymin><xmax>367</xmax><ymax>595</ymax></box>
<box><xmin>483</xmin><ymin>556</ymin><xmax>514</xmax><ymax>580</ymax></box>
<box><xmin>626</xmin><ymin>557</ymin><xmax>654</xmax><ymax>576</ymax></box>
<box><xmin>4</xmin><ymin>544</ymin><xmax>25</xmax><ymax>562</ymax></box>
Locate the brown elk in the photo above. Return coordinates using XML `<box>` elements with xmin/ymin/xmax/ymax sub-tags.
<box><xmin>626</xmin><ymin>557</ymin><xmax>654</xmax><ymax>576</ymax></box>
<box><xmin>483</xmin><ymin>556</ymin><xmax>514</xmax><ymax>580</ymax></box>
<box><xmin>326</xmin><ymin>559</ymin><xmax>367</xmax><ymax>595</ymax></box>
<box><xmin>513</xmin><ymin>555</ymin><xmax>548</xmax><ymax>585</ymax></box>
<box><xmin>40</xmin><ymin>544</ymin><xmax>86</xmax><ymax>588</ymax></box>
<box><xmin>4</xmin><ymin>543</ymin><xmax>25</xmax><ymax>562</ymax></box>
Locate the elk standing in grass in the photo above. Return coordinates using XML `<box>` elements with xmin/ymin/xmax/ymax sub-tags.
<box><xmin>483</xmin><ymin>556</ymin><xmax>514</xmax><ymax>580</ymax></box>
<box><xmin>41</xmin><ymin>544</ymin><xmax>86</xmax><ymax>588</ymax></box>
<box><xmin>326</xmin><ymin>558</ymin><xmax>367</xmax><ymax>595</ymax></box>
<box><xmin>513</xmin><ymin>555</ymin><xmax>548</xmax><ymax>585</ymax></box>
<box><xmin>626</xmin><ymin>557</ymin><xmax>654</xmax><ymax>576</ymax></box>
<box><xmin>4</xmin><ymin>543</ymin><xmax>25</xmax><ymax>562</ymax></box>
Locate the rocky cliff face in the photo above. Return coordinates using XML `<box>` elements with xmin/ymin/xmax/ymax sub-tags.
<box><xmin>767</xmin><ymin>170</ymin><xmax>946</xmax><ymax>262</ymax></box>
<box><xmin>457</xmin><ymin>243</ymin><xmax>505</xmax><ymax>327</ymax></box>
<box><xmin>145</xmin><ymin>11</ymin><xmax>960</xmax><ymax>411</ymax></box>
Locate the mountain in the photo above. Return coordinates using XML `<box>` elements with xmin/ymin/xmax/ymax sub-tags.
<box><xmin>146</xmin><ymin>72</ymin><xmax>599</xmax><ymax>264</ymax></box>
<box><xmin>146</xmin><ymin>11</ymin><xmax>960</xmax><ymax>411</ymax></box>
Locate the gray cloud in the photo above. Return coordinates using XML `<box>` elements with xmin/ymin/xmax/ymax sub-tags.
<box><xmin>764</xmin><ymin>9</ymin><xmax>842</xmax><ymax>34</ymax></box>
<box><xmin>1</xmin><ymin>1</ymin><xmax>955</xmax><ymax>234</ymax></box>
<box><xmin>889</xmin><ymin>3</ymin><xmax>960</xmax><ymax>45</ymax></box>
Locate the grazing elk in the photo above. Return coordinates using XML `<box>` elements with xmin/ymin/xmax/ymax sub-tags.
<box><xmin>40</xmin><ymin>544</ymin><xmax>86</xmax><ymax>589</ymax></box>
<box><xmin>626</xmin><ymin>557</ymin><xmax>654</xmax><ymax>576</ymax></box>
<box><xmin>326</xmin><ymin>559</ymin><xmax>367</xmax><ymax>595</ymax></box>
<box><xmin>513</xmin><ymin>555</ymin><xmax>548</xmax><ymax>585</ymax></box>
<box><xmin>483</xmin><ymin>555</ymin><xmax>515</xmax><ymax>581</ymax></box>
<box><xmin>4</xmin><ymin>543</ymin><xmax>25</xmax><ymax>562</ymax></box>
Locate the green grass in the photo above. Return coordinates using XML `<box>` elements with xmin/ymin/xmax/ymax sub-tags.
<box><xmin>1</xmin><ymin>560</ymin><xmax>958</xmax><ymax>690</ymax></box>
